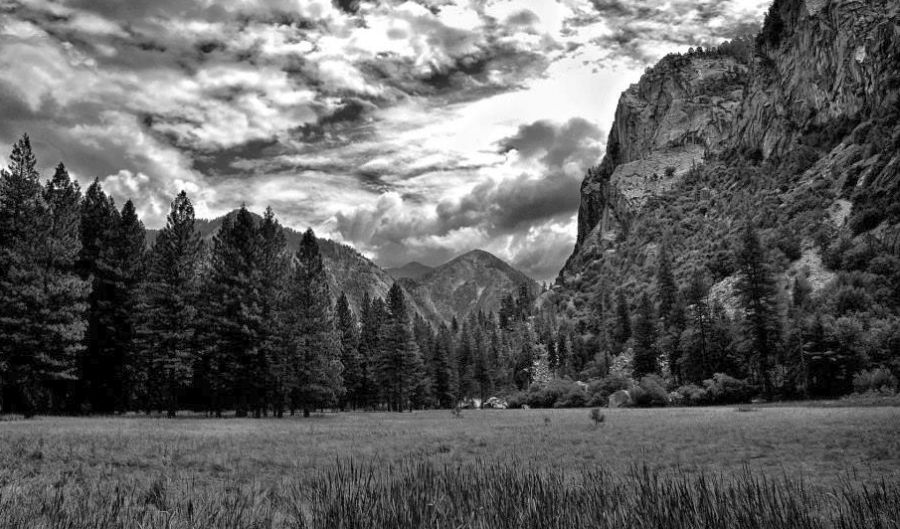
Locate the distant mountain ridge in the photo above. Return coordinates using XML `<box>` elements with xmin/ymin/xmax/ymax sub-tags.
<box><xmin>400</xmin><ymin>249</ymin><xmax>541</xmax><ymax>323</ymax></box>
<box><xmin>385</xmin><ymin>261</ymin><xmax>433</xmax><ymax>281</ymax></box>
<box><xmin>153</xmin><ymin>211</ymin><xmax>536</xmax><ymax>324</ymax></box>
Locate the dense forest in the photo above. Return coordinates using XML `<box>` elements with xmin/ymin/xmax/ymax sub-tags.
<box><xmin>0</xmin><ymin>134</ymin><xmax>569</xmax><ymax>417</ymax></box>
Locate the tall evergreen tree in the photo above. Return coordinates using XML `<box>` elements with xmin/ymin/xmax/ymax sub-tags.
<box><xmin>137</xmin><ymin>191</ymin><xmax>201</xmax><ymax>416</ymax></box>
<box><xmin>41</xmin><ymin>163</ymin><xmax>91</xmax><ymax>411</ymax></box>
<box><xmin>656</xmin><ymin>243</ymin><xmax>678</xmax><ymax>323</ymax></box>
<box><xmin>377</xmin><ymin>283</ymin><xmax>425</xmax><ymax>411</ymax></box>
<box><xmin>257</xmin><ymin>207</ymin><xmax>288</xmax><ymax>416</ymax></box>
<box><xmin>735</xmin><ymin>225</ymin><xmax>781</xmax><ymax>396</ymax></box>
<box><xmin>430</xmin><ymin>324</ymin><xmax>457</xmax><ymax>408</ymax></box>
<box><xmin>201</xmin><ymin>207</ymin><xmax>264</xmax><ymax>416</ymax></box>
<box><xmin>612</xmin><ymin>290</ymin><xmax>632</xmax><ymax>349</ymax></box>
<box><xmin>0</xmin><ymin>137</ymin><xmax>88</xmax><ymax>416</ymax></box>
<box><xmin>282</xmin><ymin>229</ymin><xmax>343</xmax><ymax>416</ymax></box>
<box><xmin>680</xmin><ymin>274</ymin><xmax>711</xmax><ymax>384</ymax></box>
<box><xmin>632</xmin><ymin>292</ymin><xmax>659</xmax><ymax>378</ymax></box>
<box><xmin>80</xmin><ymin>180</ymin><xmax>133</xmax><ymax>413</ymax></box>
<box><xmin>109</xmin><ymin>200</ymin><xmax>146</xmax><ymax>411</ymax></box>
<box><xmin>336</xmin><ymin>292</ymin><xmax>363</xmax><ymax>409</ymax></box>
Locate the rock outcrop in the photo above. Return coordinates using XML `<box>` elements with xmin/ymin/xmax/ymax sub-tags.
<box><xmin>558</xmin><ymin>0</ymin><xmax>900</xmax><ymax>322</ymax></box>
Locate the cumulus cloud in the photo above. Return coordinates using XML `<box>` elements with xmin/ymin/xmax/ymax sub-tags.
<box><xmin>0</xmin><ymin>0</ymin><xmax>770</xmax><ymax>279</ymax></box>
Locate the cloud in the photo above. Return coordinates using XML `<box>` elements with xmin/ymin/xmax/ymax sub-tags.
<box><xmin>0</xmin><ymin>0</ymin><xmax>771</xmax><ymax>280</ymax></box>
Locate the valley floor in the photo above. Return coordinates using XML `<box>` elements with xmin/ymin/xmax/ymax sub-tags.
<box><xmin>1</xmin><ymin>407</ymin><xmax>899</xmax><ymax>527</ymax></box>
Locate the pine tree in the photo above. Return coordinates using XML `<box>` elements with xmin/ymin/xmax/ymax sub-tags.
<box><xmin>0</xmin><ymin>137</ymin><xmax>88</xmax><ymax>416</ymax></box>
<box><xmin>377</xmin><ymin>283</ymin><xmax>425</xmax><ymax>411</ymax></box>
<box><xmin>430</xmin><ymin>324</ymin><xmax>457</xmax><ymax>408</ymax></box>
<box><xmin>632</xmin><ymin>292</ymin><xmax>659</xmax><ymax>378</ymax></box>
<box><xmin>359</xmin><ymin>295</ymin><xmax>387</xmax><ymax>408</ymax></box>
<box><xmin>613</xmin><ymin>290</ymin><xmax>631</xmax><ymax>349</ymax></box>
<box><xmin>201</xmin><ymin>207</ymin><xmax>264</xmax><ymax>417</ymax></box>
<box><xmin>735</xmin><ymin>225</ymin><xmax>781</xmax><ymax>396</ymax></box>
<box><xmin>282</xmin><ymin>229</ymin><xmax>343</xmax><ymax>416</ymax></box>
<box><xmin>681</xmin><ymin>273</ymin><xmax>711</xmax><ymax>384</ymax></box>
<box><xmin>109</xmin><ymin>200</ymin><xmax>146</xmax><ymax>411</ymax></box>
<box><xmin>257</xmin><ymin>207</ymin><xmax>289</xmax><ymax>416</ymax></box>
<box><xmin>79</xmin><ymin>179</ymin><xmax>126</xmax><ymax>413</ymax></box>
<box><xmin>656</xmin><ymin>243</ymin><xmax>678</xmax><ymax>323</ymax></box>
<box><xmin>336</xmin><ymin>292</ymin><xmax>363</xmax><ymax>409</ymax></box>
<box><xmin>137</xmin><ymin>191</ymin><xmax>201</xmax><ymax>417</ymax></box>
<box><xmin>41</xmin><ymin>163</ymin><xmax>91</xmax><ymax>411</ymax></box>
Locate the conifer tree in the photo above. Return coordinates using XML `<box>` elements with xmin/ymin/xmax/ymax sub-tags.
<box><xmin>80</xmin><ymin>180</ymin><xmax>132</xmax><ymax>412</ymax></box>
<box><xmin>0</xmin><ymin>137</ymin><xmax>88</xmax><ymax>416</ymax></box>
<box><xmin>735</xmin><ymin>225</ymin><xmax>781</xmax><ymax>396</ymax></box>
<box><xmin>377</xmin><ymin>283</ymin><xmax>425</xmax><ymax>411</ymax></box>
<box><xmin>632</xmin><ymin>292</ymin><xmax>659</xmax><ymax>378</ymax></box>
<box><xmin>282</xmin><ymin>229</ymin><xmax>343</xmax><ymax>416</ymax></box>
<box><xmin>336</xmin><ymin>292</ymin><xmax>363</xmax><ymax>409</ymax></box>
<box><xmin>613</xmin><ymin>290</ymin><xmax>632</xmax><ymax>349</ymax></box>
<box><xmin>656</xmin><ymin>243</ymin><xmax>678</xmax><ymax>323</ymax></box>
<box><xmin>430</xmin><ymin>324</ymin><xmax>457</xmax><ymax>408</ymax></box>
<box><xmin>41</xmin><ymin>163</ymin><xmax>91</xmax><ymax>410</ymax></box>
<box><xmin>680</xmin><ymin>274</ymin><xmax>711</xmax><ymax>383</ymax></box>
<box><xmin>137</xmin><ymin>191</ymin><xmax>201</xmax><ymax>417</ymax></box>
<box><xmin>106</xmin><ymin>200</ymin><xmax>146</xmax><ymax>412</ymax></box>
<box><xmin>257</xmin><ymin>207</ymin><xmax>288</xmax><ymax>416</ymax></box>
<box><xmin>201</xmin><ymin>207</ymin><xmax>264</xmax><ymax>416</ymax></box>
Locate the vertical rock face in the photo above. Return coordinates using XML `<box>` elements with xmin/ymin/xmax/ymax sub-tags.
<box><xmin>735</xmin><ymin>0</ymin><xmax>900</xmax><ymax>159</ymax></box>
<box><xmin>576</xmin><ymin>54</ymin><xmax>750</xmax><ymax>249</ymax></box>
<box><xmin>560</xmin><ymin>0</ymin><xmax>900</xmax><ymax>319</ymax></box>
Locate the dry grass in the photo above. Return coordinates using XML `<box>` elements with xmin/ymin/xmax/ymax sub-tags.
<box><xmin>0</xmin><ymin>407</ymin><xmax>898</xmax><ymax>527</ymax></box>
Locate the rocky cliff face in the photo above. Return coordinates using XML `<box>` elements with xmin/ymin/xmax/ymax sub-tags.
<box><xmin>559</xmin><ymin>0</ymin><xmax>900</xmax><ymax>321</ymax></box>
<box><xmin>576</xmin><ymin>53</ymin><xmax>749</xmax><ymax>249</ymax></box>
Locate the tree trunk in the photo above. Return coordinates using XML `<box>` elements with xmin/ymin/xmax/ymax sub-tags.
<box><xmin>303</xmin><ymin>407</ymin><xmax>310</xmax><ymax>418</ymax></box>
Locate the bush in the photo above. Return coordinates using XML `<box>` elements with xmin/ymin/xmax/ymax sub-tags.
<box><xmin>672</xmin><ymin>384</ymin><xmax>709</xmax><ymax>406</ymax></box>
<box><xmin>703</xmin><ymin>373</ymin><xmax>755</xmax><ymax>405</ymax></box>
<box><xmin>853</xmin><ymin>368</ymin><xmax>898</xmax><ymax>394</ymax></box>
<box><xmin>586</xmin><ymin>374</ymin><xmax>632</xmax><ymax>406</ymax></box>
<box><xmin>555</xmin><ymin>387</ymin><xmax>588</xmax><ymax>408</ymax></box>
<box><xmin>505</xmin><ymin>391</ymin><xmax>528</xmax><ymax>409</ymax></box>
<box><xmin>631</xmin><ymin>375</ymin><xmax>669</xmax><ymax>407</ymax></box>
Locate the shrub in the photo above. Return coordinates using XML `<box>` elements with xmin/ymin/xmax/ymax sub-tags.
<box><xmin>586</xmin><ymin>375</ymin><xmax>632</xmax><ymax>406</ymax></box>
<box><xmin>703</xmin><ymin>373</ymin><xmax>755</xmax><ymax>405</ymax></box>
<box><xmin>631</xmin><ymin>375</ymin><xmax>669</xmax><ymax>407</ymax></box>
<box><xmin>853</xmin><ymin>368</ymin><xmax>898</xmax><ymax>394</ymax></box>
<box><xmin>849</xmin><ymin>207</ymin><xmax>884</xmax><ymax>235</ymax></box>
<box><xmin>505</xmin><ymin>391</ymin><xmax>528</xmax><ymax>409</ymax></box>
<box><xmin>672</xmin><ymin>384</ymin><xmax>708</xmax><ymax>406</ymax></box>
<box><xmin>555</xmin><ymin>387</ymin><xmax>588</xmax><ymax>408</ymax></box>
<box><xmin>664</xmin><ymin>166</ymin><xmax>677</xmax><ymax>178</ymax></box>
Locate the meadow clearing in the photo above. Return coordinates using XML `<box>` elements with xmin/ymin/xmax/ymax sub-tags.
<box><xmin>1</xmin><ymin>405</ymin><xmax>899</xmax><ymax>528</ymax></box>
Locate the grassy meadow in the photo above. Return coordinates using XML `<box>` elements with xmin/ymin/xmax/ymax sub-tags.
<box><xmin>1</xmin><ymin>406</ymin><xmax>899</xmax><ymax>528</ymax></box>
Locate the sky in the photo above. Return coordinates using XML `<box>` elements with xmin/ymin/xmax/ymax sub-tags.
<box><xmin>0</xmin><ymin>0</ymin><xmax>770</xmax><ymax>281</ymax></box>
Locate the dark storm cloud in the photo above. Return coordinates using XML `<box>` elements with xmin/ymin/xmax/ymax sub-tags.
<box><xmin>437</xmin><ymin>171</ymin><xmax>581</xmax><ymax>234</ymax></box>
<box><xmin>500</xmin><ymin>117</ymin><xmax>604</xmax><ymax>169</ymax></box>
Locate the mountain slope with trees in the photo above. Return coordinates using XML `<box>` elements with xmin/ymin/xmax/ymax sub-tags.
<box><xmin>549</xmin><ymin>0</ymin><xmax>900</xmax><ymax>400</ymax></box>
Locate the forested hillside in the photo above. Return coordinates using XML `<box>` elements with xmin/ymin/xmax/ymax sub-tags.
<box><xmin>546</xmin><ymin>0</ymin><xmax>900</xmax><ymax>402</ymax></box>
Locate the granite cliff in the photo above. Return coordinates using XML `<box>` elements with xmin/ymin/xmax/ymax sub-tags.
<box><xmin>556</xmin><ymin>0</ymin><xmax>900</xmax><ymax>323</ymax></box>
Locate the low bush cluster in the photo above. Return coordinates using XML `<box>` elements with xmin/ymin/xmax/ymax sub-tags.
<box><xmin>853</xmin><ymin>368</ymin><xmax>898</xmax><ymax>395</ymax></box>
<box><xmin>671</xmin><ymin>374</ymin><xmax>757</xmax><ymax>406</ymax></box>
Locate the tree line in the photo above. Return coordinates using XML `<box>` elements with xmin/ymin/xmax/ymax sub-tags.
<box><xmin>0</xmin><ymin>135</ymin><xmax>563</xmax><ymax>417</ymax></box>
